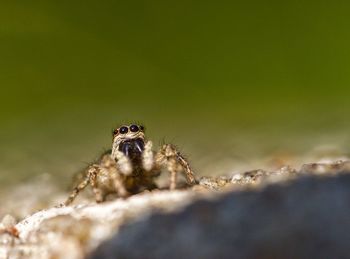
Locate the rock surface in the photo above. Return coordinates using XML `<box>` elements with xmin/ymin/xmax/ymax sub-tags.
<box><xmin>1</xmin><ymin>160</ymin><xmax>350</xmax><ymax>258</ymax></box>
<box><xmin>91</xmin><ymin>173</ymin><xmax>350</xmax><ymax>259</ymax></box>
<box><xmin>0</xmin><ymin>190</ymin><xmax>197</xmax><ymax>259</ymax></box>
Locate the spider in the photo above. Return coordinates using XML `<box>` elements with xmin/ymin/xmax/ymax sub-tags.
<box><xmin>63</xmin><ymin>124</ymin><xmax>197</xmax><ymax>205</ymax></box>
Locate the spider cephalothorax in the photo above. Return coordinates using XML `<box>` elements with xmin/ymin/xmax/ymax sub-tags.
<box><xmin>112</xmin><ymin>124</ymin><xmax>145</xmax><ymax>159</ymax></box>
<box><xmin>64</xmin><ymin>123</ymin><xmax>197</xmax><ymax>205</ymax></box>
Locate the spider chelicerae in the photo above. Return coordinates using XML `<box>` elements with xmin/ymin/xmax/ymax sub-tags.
<box><xmin>64</xmin><ymin>124</ymin><xmax>197</xmax><ymax>205</ymax></box>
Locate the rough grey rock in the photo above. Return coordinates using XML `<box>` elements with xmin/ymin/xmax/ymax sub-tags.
<box><xmin>0</xmin><ymin>190</ymin><xmax>197</xmax><ymax>259</ymax></box>
<box><xmin>91</xmin><ymin>173</ymin><xmax>350</xmax><ymax>259</ymax></box>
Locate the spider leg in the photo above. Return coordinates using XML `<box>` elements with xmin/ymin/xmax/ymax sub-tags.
<box><xmin>169</xmin><ymin>163</ymin><xmax>178</xmax><ymax>190</ymax></box>
<box><xmin>102</xmin><ymin>154</ymin><xmax>129</xmax><ymax>198</ymax></box>
<box><xmin>156</xmin><ymin>144</ymin><xmax>197</xmax><ymax>190</ymax></box>
<box><xmin>89</xmin><ymin>165</ymin><xmax>105</xmax><ymax>203</ymax></box>
<box><xmin>142</xmin><ymin>140</ymin><xmax>154</xmax><ymax>171</ymax></box>
<box><xmin>110</xmin><ymin>167</ymin><xmax>129</xmax><ymax>197</ymax></box>
<box><xmin>177</xmin><ymin>152</ymin><xmax>196</xmax><ymax>184</ymax></box>
<box><xmin>64</xmin><ymin>165</ymin><xmax>97</xmax><ymax>206</ymax></box>
<box><xmin>114</xmin><ymin>150</ymin><xmax>132</xmax><ymax>175</ymax></box>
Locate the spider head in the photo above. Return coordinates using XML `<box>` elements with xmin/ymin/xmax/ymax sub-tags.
<box><xmin>112</xmin><ymin>124</ymin><xmax>145</xmax><ymax>159</ymax></box>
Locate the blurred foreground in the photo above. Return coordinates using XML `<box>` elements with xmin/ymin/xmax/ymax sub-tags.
<box><xmin>1</xmin><ymin>160</ymin><xmax>350</xmax><ymax>258</ymax></box>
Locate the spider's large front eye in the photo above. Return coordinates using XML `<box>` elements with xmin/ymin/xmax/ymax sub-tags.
<box><xmin>119</xmin><ymin>126</ymin><xmax>128</xmax><ymax>134</ymax></box>
<box><xmin>130</xmin><ymin>124</ymin><xmax>139</xmax><ymax>132</ymax></box>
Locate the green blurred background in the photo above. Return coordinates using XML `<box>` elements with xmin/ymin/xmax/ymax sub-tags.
<box><xmin>1</xmin><ymin>1</ymin><xmax>350</xmax><ymax>187</ymax></box>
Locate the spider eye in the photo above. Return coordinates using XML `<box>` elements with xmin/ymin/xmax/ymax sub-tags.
<box><xmin>119</xmin><ymin>126</ymin><xmax>128</xmax><ymax>134</ymax></box>
<box><xmin>130</xmin><ymin>124</ymin><xmax>139</xmax><ymax>132</ymax></box>
<box><xmin>140</xmin><ymin>125</ymin><xmax>145</xmax><ymax>131</ymax></box>
<box><xmin>113</xmin><ymin>129</ymin><xmax>119</xmax><ymax>135</ymax></box>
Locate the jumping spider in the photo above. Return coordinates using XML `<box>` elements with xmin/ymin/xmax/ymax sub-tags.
<box><xmin>64</xmin><ymin>124</ymin><xmax>197</xmax><ymax>205</ymax></box>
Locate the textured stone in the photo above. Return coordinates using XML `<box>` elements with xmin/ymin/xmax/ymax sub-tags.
<box><xmin>91</xmin><ymin>173</ymin><xmax>350</xmax><ymax>259</ymax></box>
<box><xmin>1</xmin><ymin>160</ymin><xmax>350</xmax><ymax>259</ymax></box>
